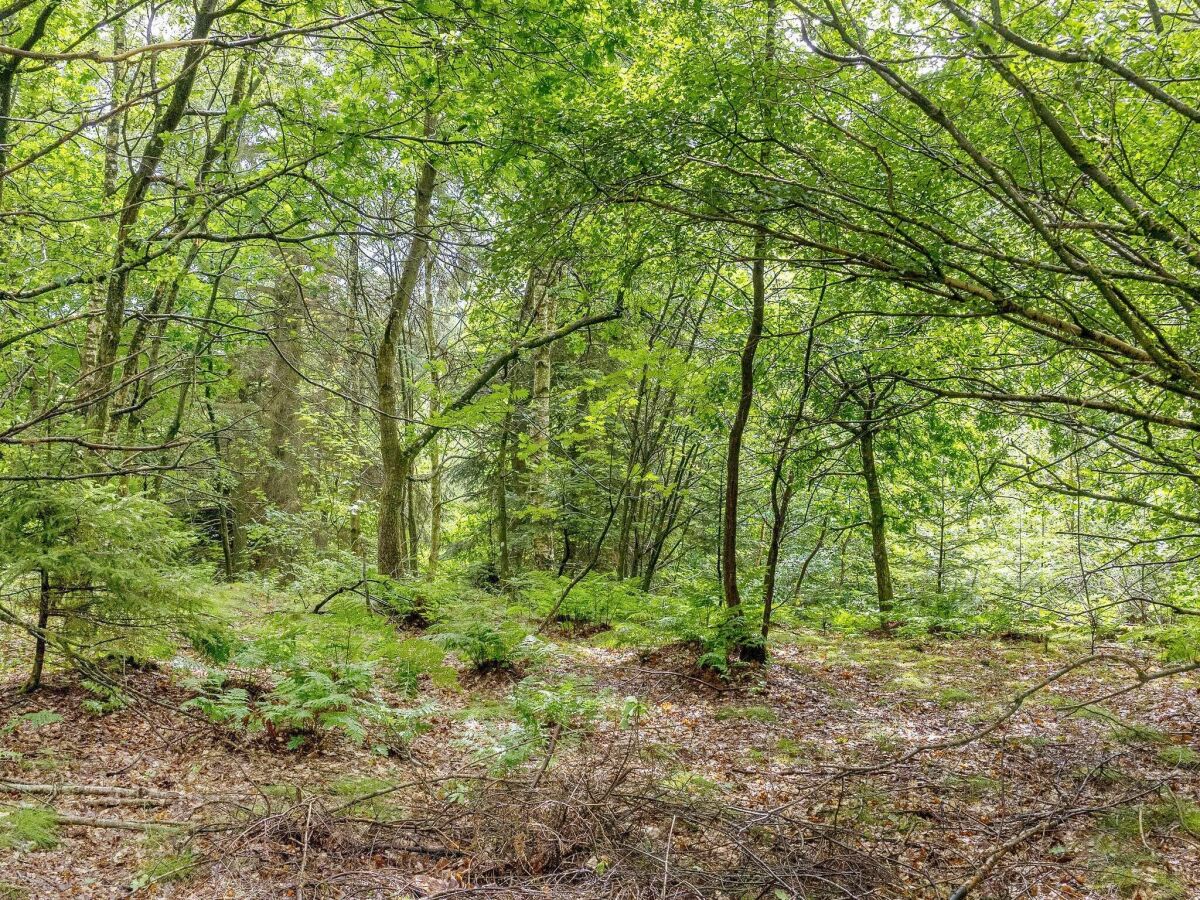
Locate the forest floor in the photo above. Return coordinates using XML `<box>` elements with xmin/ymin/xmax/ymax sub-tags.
<box><xmin>1</xmin><ymin>625</ymin><xmax>1197</xmax><ymax>899</ymax></box>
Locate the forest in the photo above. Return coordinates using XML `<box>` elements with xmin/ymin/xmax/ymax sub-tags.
<box><xmin>1</xmin><ymin>0</ymin><xmax>1199</xmax><ymax>895</ymax></box>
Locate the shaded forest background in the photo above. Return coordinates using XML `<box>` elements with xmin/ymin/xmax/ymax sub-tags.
<box><xmin>1</xmin><ymin>0</ymin><xmax>1200</xmax><ymax>896</ymax></box>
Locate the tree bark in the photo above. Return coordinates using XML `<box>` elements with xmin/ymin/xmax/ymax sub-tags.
<box><xmin>83</xmin><ymin>0</ymin><xmax>218</xmax><ymax>436</ymax></box>
<box><xmin>261</xmin><ymin>265</ymin><xmax>304</xmax><ymax>516</ymax></box>
<box><xmin>376</xmin><ymin>151</ymin><xmax>437</xmax><ymax>578</ymax></box>
<box><xmin>529</xmin><ymin>268</ymin><xmax>558</xmax><ymax>569</ymax></box>
<box><xmin>423</xmin><ymin>260</ymin><xmax>442</xmax><ymax>578</ymax></box>
<box><xmin>24</xmin><ymin>568</ymin><xmax>50</xmax><ymax>693</ymax></box>
<box><xmin>721</xmin><ymin>232</ymin><xmax>766</xmax><ymax>614</ymax></box>
<box><xmin>860</xmin><ymin>425</ymin><xmax>895</xmax><ymax>623</ymax></box>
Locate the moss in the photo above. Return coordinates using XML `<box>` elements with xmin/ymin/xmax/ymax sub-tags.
<box><xmin>934</xmin><ymin>686</ymin><xmax>977</xmax><ymax>707</ymax></box>
<box><xmin>1157</xmin><ymin>745</ymin><xmax>1200</xmax><ymax>768</ymax></box>
<box><xmin>1092</xmin><ymin>839</ymin><xmax>1186</xmax><ymax>899</ymax></box>
<box><xmin>259</xmin><ymin>782</ymin><xmax>301</xmax><ymax>800</ymax></box>
<box><xmin>889</xmin><ymin>671</ymin><xmax>933</xmax><ymax>691</ymax></box>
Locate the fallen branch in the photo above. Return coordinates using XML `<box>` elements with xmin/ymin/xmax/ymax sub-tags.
<box><xmin>0</xmin><ymin>779</ymin><xmax>194</xmax><ymax>800</ymax></box>
<box><xmin>4</xmin><ymin>803</ymin><xmax>197</xmax><ymax>832</ymax></box>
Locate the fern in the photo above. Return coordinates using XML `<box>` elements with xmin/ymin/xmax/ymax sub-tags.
<box><xmin>80</xmin><ymin>680</ymin><xmax>128</xmax><ymax>716</ymax></box>
<box><xmin>2</xmin><ymin>710</ymin><xmax>63</xmax><ymax>733</ymax></box>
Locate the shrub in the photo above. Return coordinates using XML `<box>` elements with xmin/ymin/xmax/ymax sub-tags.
<box><xmin>0</xmin><ymin>482</ymin><xmax>207</xmax><ymax>690</ymax></box>
<box><xmin>438</xmin><ymin>621</ymin><xmax>530</xmax><ymax>672</ymax></box>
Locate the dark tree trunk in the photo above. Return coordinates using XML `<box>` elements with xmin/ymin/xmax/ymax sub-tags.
<box><xmin>24</xmin><ymin>569</ymin><xmax>51</xmax><ymax>693</ymax></box>
<box><xmin>721</xmin><ymin>232</ymin><xmax>767</xmax><ymax>613</ymax></box>
<box><xmin>860</xmin><ymin>426</ymin><xmax>895</xmax><ymax>623</ymax></box>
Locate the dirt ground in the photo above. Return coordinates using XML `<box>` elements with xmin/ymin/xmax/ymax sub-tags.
<box><xmin>1</xmin><ymin>629</ymin><xmax>1197</xmax><ymax>898</ymax></box>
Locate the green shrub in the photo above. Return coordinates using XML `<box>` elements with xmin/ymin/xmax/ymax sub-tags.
<box><xmin>511</xmin><ymin>676</ymin><xmax>606</xmax><ymax>733</ymax></box>
<box><xmin>439</xmin><ymin>621</ymin><xmax>527</xmax><ymax>671</ymax></box>
<box><xmin>0</xmin><ymin>482</ymin><xmax>208</xmax><ymax>688</ymax></box>
<box><xmin>391</xmin><ymin>638</ymin><xmax>458</xmax><ymax>694</ymax></box>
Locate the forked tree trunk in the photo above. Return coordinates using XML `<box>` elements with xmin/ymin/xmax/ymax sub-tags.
<box><xmin>377</xmin><ymin>153</ymin><xmax>437</xmax><ymax>579</ymax></box>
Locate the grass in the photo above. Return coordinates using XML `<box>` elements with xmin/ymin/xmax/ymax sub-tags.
<box><xmin>324</xmin><ymin>775</ymin><xmax>404</xmax><ymax>819</ymax></box>
<box><xmin>1094</xmin><ymin>843</ymin><xmax>1186</xmax><ymax>899</ymax></box>
<box><xmin>0</xmin><ymin>806</ymin><xmax>59</xmax><ymax>851</ymax></box>
<box><xmin>130</xmin><ymin>851</ymin><xmax>202</xmax><ymax>890</ymax></box>
<box><xmin>869</xmin><ymin>730</ymin><xmax>902</xmax><ymax>753</ymax></box>
<box><xmin>944</xmin><ymin>774</ymin><xmax>1003</xmax><ymax>800</ymax></box>
<box><xmin>327</xmin><ymin>775</ymin><xmax>394</xmax><ymax>797</ymax></box>
<box><xmin>1111</xmin><ymin>722</ymin><xmax>1169</xmax><ymax>746</ymax></box>
<box><xmin>1091</xmin><ymin>796</ymin><xmax>1199</xmax><ymax>897</ymax></box>
<box><xmin>452</xmin><ymin>699</ymin><xmax>516</xmax><ymax>722</ymax></box>
<box><xmin>1099</xmin><ymin>797</ymin><xmax>1200</xmax><ymax>841</ymax></box>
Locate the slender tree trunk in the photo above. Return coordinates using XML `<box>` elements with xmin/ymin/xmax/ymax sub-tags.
<box><xmin>0</xmin><ymin>0</ymin><xmax>59</xmax><ymax>203</ymax></box>
<box><xmin>81</xmin><ymin>16</ymin><xmax>124</xmax><ymax>383</ymax></box>
<box><xmin>529</xmin><ymin>269</ymin><xmax>558</xmax><ymax>569</ymax></box>
<box><xmin>376</xmin><ymin>151</ymin><xmax>436</xmax><ymax>578</ymax></box>
<box><xmin>496</xmin><ymin>413</ymin><xmax>512</xmax><ymax>583</ymax></box>
<box><xmin>424</xmin><ymin>261</ymin><xmax>442</xmax><ymax>578</ymax></box>
<box><xmin>24</xmin><ymin>569</ymin><xmax>51</xmax><ymax>693</ymax></box>
<box><xmin>721</xmin><ymin>232</ymin><xmax>767</xmax><ymax>615</ymax></box>
<box><xmin>84</xmin><ymin>0</ymin><xmax>218</xmax><ymax>435</ymax></box>
<box><xmin>761</xmin><ymin>479</ymin><xmax>794</xmax><ymax>640</ymax></box>
<box><xmin>860</xmin><ymin>425</ymin><xmax>895</xmax><ymax>623</ymax></box>
<box><xmin>936</xmin><ymin>486</ymin><xmax>947</xmax><ymax>594</ymax></box>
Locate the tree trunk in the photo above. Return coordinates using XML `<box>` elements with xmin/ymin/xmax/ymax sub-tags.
<box><xmin>261</xmin><ymin>266</ymin><xmax>304</xmax><ymax>516</ymax></box>
<box><xmin>860</xmin><ymin>426</ymin><xmax>895</xmax><ymax>623</ymax></box>
<box><xmin>496</xmin><ymin>411</ymin><xmax>512</xmax><ymax>584</ymax></box>
<box><xmin>529</xmin><ymin>269</ymin><xmax>558</xmax><ymax>569</ymax></box>
<box><xmin>376</xmin><ymin>151</ymin><xmax>436</xmax><ymax>579</ymax></box>
<box><xmin>424</xmin><ymin>260</ymin><xmax>442</xmax><ymax>578</ymax></box>
<box><xmin>761</xmin><ymin>479</ymin><xmax>794</xmax><ymax>640</ymax></box>
<box><xmin>721</xmin><ymin>232</ymin><xmax>766</xmax><ymax>614</ymax></box>
<box><xmin>83</xmin><ymin>0</ymin><xmax>218</xmax><ymax>435</ymax></box>
<box><xmin>24</xmin><ymin>569</ymin><xmax>50</xmax><ymax>693</ymax></box>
